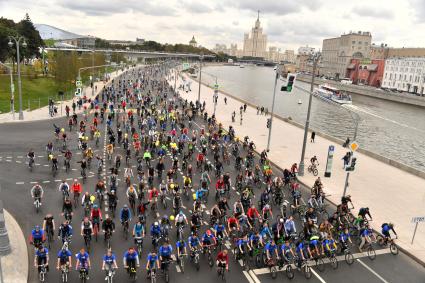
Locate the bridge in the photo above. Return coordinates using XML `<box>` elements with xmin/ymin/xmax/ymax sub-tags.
<box><xmin>44</xmin><ymin>47</ymin><xmax>215</xmax><ymax>62</ymax></box>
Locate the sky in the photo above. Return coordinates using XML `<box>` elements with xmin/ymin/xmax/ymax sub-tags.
<box><xmin>1</xmin><ymin>0</ymin><xmax>425</xmax><ymax>52</ymax></box>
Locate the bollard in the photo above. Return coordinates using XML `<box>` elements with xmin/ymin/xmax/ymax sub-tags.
<box><xmin>0</xmin><ymin>201</ymin><xmax>11</xmax><ymax>256</ymax></box>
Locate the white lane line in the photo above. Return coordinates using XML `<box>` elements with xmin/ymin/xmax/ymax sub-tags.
<box><xmin>6</xmin><ymin>160</ymin><xmax>11</xmax><ymax>162</ymax></box>
<box><xmin>42</xmin><ymin>181</ymin><xmax>50</xmax><ymax>183</ymax></box>
<box><xmin>175</xmin><ymin>265</ymin><xmax>181</xmax><ymax>273</ymax></box>
<box><xmin>37</xmin><ymin>155</ymin><xmax>44</xmax><ymax>158</ymax></box>
<box><xmin>30</xmin><ymin>181</ymin><xmax>38</xmax><ymax>184</ymax></box>
<box><xmin>243</xmin><ymin>271</ymin><xmax>255</xmax><ymax>283</ymax></box>
<box><xmin>17</xmin><ymin>156</ymin><xmax>23</xmax><ymax>158</ymax></box>
<box><xmin>248</xmin><ymin>270</ymin><xmax>261</xmax><ymax>283</ymax></box>
<box><xmin>357</xmin><ymin>259</ymin><xmax>390</xmax><ymax>283</ymax></box>
<box><xmin>16</xmin><ymin>182</ymin><xmax>24</xmax><ymax>185</ymax></box>
<box><xmin>15</xmin><ymin>161</ymin><xmax>21</xmax><ymax>163</ymax></box>
<box><xmin>311</xmin><ymin>268</ymin><xmax>327</xmax><ymax>283</ymax></box>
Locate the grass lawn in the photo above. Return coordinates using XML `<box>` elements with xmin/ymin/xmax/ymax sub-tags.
<box><xmin>0</xmin><ymin>74</ymin><xmax>76</xmax><ymax>114</ymax></box>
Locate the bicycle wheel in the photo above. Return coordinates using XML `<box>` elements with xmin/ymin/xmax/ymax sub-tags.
<box><xmin>165</xmin><ymin>270</ymin><xmax>169</xmax><ymax>283</ymax></box>
<box><xmin>313</xmin><ymin>169</ymin><xmax>318</xmax><ymax>176</ymax></box>
<box><xmin>286</xmin><ymin>264</ymin><xmax>294</xmax><ymax>280</ymax></box>
<box><xmin>345</xmin><ymin>252</ymin><xmax>354</xmax><ymax>265</ymax></box>
<box><xmin>390</xmin><ymin>243</ymin><xmax>399</xmax><ymax>255</ymax></box>
<box><xmin>270</xmin><ymin>266</ymin><xmax>277</xmax><ymax>279</ymax></box>
<box><xmin>316</xmin><ymin>258</ymin><xmax>325</xmax><ymax>272</ymax></box>
<box><xmin>304</xmin><ymin>265</ymin><xmax>311</xmax><ymax>279</ymax></box>
<box><xmin>367</xmin><ymin>246</ymin><xmax>376</xmax><ymax>260</ymax></box>
<box><xmin>255</xmin><ymin>254</ymin><xmax>263</xmax><ymax>268</ymax></box>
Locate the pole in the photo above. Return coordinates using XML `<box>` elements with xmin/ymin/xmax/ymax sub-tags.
<box><xmin>91</xmin><ymin>49</ymin><xmax>95</xmax><ymax>98</ymax></box>
<box><xmin>342</xmin><ymin>171</ymin><xmax>350</xmax><ymax>197</ymax></box>
<box><xmin>298</xmin><ymin>54</ymin><xmax>320</xmax><ymax>176</ymax></box>
<box><xmin>197</xmin><ymin>55</ymin><xmax>203</xmax><ymax>105</ymax></box>
<box><xmin>266</xmin><ymin>69</ymin><xmax>279</xmax><ymax>152</ymax></box>
<box><xmin>9</xmin><ymin>66</ymin><xmax>14</xmax><ymax>119</ymax></box>
<box><xmin>411</xmin><ymin>222</ymin><xmax>419</xmax><ymax>244</ymax></box>
<box><xmin>174</xmin><ymin>68</ymin><xmax>177</xmax><ymax>92</ymax></box>
<box><xmin>16</xmin><ymin>41</ymin><xmax>23</xmax><ymax>120</ymax></box>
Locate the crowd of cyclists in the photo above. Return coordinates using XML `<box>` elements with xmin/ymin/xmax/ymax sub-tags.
<box><xmin>27</xmin><ymin>62</ymin><xmax>398</xmax><ymax>282</ymax></box>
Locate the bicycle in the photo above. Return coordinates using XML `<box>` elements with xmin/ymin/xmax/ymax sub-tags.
<box><xmin>327</xmin><ymin>250</ymin><xmax>338</xmax><ymax>269</ymax></box>
<box><xmin>60</xmin><ymin>264</ymin><xmax>69</xmax><ymax>283</ymax></box>
<box><xmin>300</xmin><ymin>258</ymin><xmax>311</xmax><ymax>279</ymax></box>
<box><xmin>178</xmin><ymin>253</ymin><xmax>187</xmax><ymax>273</ymax></box>
<box><xmin>376</xmin><ymin>235</ymin><xmax>399</xmax><ymax>255</ymax></box>
<box><xmin>45</xmin><ymin>224</ymin><xmax>54</xmax><ymax>249</ymax></box>
<box><xmin>73</xmin><ymin>192</ymin><xmax>80</xmax><ymax>208</ymax></box>
<box><xmin>122</xmin><ymin>220</ymin><xmax>129</xmax><ymax>240</ymax></box>
<box><xmin>312</xmin><ymin>254</ymin><xmax>325</xmax><ymax>272</ymax></box>
<box><xmin>34</xmin><ymin>197</ymin><xmax>41</xmax><ymax>213</ymax></box>
<box><xmin>160</xmin><ymin>193</ymin><xmax>167</xmax><ymax>209</ymax></box>
<box><xmin>104</xmin><ymin>229</ymin><xmax>113</xmax><ymax>249</ymax></box>
<box><xmin>278</xmin><ymin>255</ymin><xmax>295</xmax><ymax>280</ymax></box>
<box><xmin>83</xmin><ymin>232</ymin><xmax>91</xmax><ymax>253</ymax></box>
<box><xmin>217</xmin><ymin>263</ymin><xmax>226</xmax><ymax>281</ymax></box>
<box><xmin>38</xmin><ymin>264</ymin><xmax>47</xmax><ymax>282</ymax></box>
<box><xmin>93</xmin><ymin>219</ymin><xmax>100</xmax><ymax>242</ymax></box>
<box><xmin>29</xmin><ymin>157</ymin><xmax>35</xmax><ymax>172</ymax></box>
<box><xmin>135</xmin><ymin>237</ymin><xmax>143</xmax><ymax>258</ymax></box>
<box><xmin>79</xmin><ymin>266</ymin><xmax>88</xmax><ymax>283</ymax></box>
<box><xmin>162</xmin><ymin>259</ymin><xmax>172</xmax><ymax>283</ymax></box>
<box><xmin>307</xmin><ymin>164</ymin><xmax>318</xmax><ymax>176</ymax></box>
<box><xmin>105</xmin><ymin>267</ymin><xmax>115</xmax><ymax>283</ymax></box>
<box><xmin>129</xmin><ymin>265</ymin><xmax>137</xmax><ymax>281</ymax></box>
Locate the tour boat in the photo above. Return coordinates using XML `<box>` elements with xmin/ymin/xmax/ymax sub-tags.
<box><xmin>239</xmin><ymin>64</ymin><xmax>245</xmax><ymax>68</ymax></box>
<box><xmin>313</xmin><ymin>84</ymin><xmax>352</xmax><ymax>104</ymax></box>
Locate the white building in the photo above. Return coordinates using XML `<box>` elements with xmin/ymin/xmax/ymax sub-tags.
<box><xmin>382</xmin><ymin>57</ymin><xmax>425</xmax><ymax>94</ymax></box>
<box><xmin>243</xmin><ymin>12</ymin><xmax>268</xmax><ymax>58</ymax></box>
<box><xmin>298</xmin><ymin>45</ymin><xmax>315</xmax><ymax>55</ymax></box>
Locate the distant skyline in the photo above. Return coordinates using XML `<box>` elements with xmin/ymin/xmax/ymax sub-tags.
<box><xmin>2</xmin><ymin>0</ymin><xmax>424</xmax><ymax>51</ymax></box>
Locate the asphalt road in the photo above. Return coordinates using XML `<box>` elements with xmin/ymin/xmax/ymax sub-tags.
<box><xmin>0</xmin><ymin>65</ymin><xmax>424</xmax><ymax>283</ymax></box>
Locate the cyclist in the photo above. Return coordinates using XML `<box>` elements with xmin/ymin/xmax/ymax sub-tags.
<box><xmin>284</xmin><ymin>216</ymin><xmax>296</xmax><ymax>237</ymax></box>
<box><xmin>80</xmin><ymin>217</ymin><xmax>93</xmax><ymax>243</ymax></box>
<box><xmin>158</xmin><ymin>241</ymin><xmax>173</xmax><ymax>270</ymax></box>
<box><xmin>216</xmin><ymin>249</ymin><xmax>229</xmax><ymax>272</ymax></box>
<box><xmin>175</xmin><ymin>210</ymin><xmax>188</xmax><ymax>230</ymax></box>
<box><xmin>34</xmin><ymin>244</ymin><xmax>49</xmax><ymax>274</ymax></box>
<box><xmin>308</xmin><ymin>235</ymin><xmax>322</xmax><ymax>259</ymax></box>
<box><xmin>339</xmin><ymin>228</ymin><xmax>352</xmax><ymax>252</ymax></box>
<box><xmin>280</xmin><ymin>240</ymin><xmax>295</xmax><ymax>263</ymax></box>
<box><xmin>126</xmin><ymin>185</ymin><xmax>138</xmax><ymax>207</ymax></box>
<box><xmin>27</xmin><ymin>148</ymin><xmax>35</xmax><ymax>167</ymax></box>
<box><xmin>102</xmin><ymin>249</ymin><xmax>118</xmax><ymax>278</ymax></box>
<box><xmin>322</xmin><ymin>234</ymin><xmax>337</xmax><ymax>257</ymax></box>
<box><xmin>146</xmin><ymin>250</ymin><xmax>160</xmax><ymax>279</ymax></box>
<box><xmin>76</xmin><ymin>248</ymin><xmax>91</xmax><ymax>279</ymax></box>
<box><xmin>310</xmin><ymin>156</ymin><xmax>318</xmax><ymax>167</ymax></box>
<box><xmin>42</xmin><ymin>214</ymin><xmax>55</xmax><ymax>240</ymax></box>
<box><xmin>58</xmin><ymin>221</ymin><xmax>73</xmax><ymax>244</ymax></box>
<box><xmin>72</xmin><ymin>179</ymin><xmax>82</xmax><ymax>204</ymax></box>
<box><xmin>295</xmin><ymin>240</ymin><xmax>308</xmax><ymax>269</ymax></box>
<box><xmin>31</xmin><ymin>183</ymin><xmax>44</xmax><ymax>206</ymax></box>
<box><xmin>91</xmin><ymin>204</ymin><xmax>103</xmax><ymax>234</ymax></box>
<box><xmin>123</xmin><ymin>247</ymin><xmax>139</xmax><ymax>274</ymax></box>
<box><xmin>30</xmin><ymin>225</ymin><xmax>46</xmax><ymax>248</ymax></box>
<box><xmin>265</xmin><ymin>239</ymin><xmax>279</xmax><ymax>262</ymax></box>
<box><xmin>176</xmin><ymin>238</ymin><xmax>188</xmax><ymax>264</ymax></box>
<box><xmin>102</xmin><ymin>217</ymin><xmax>116</xmax><ymax>241</ymax></box>
<box><xmin>201</xmin><ymin>229</ymin><xmax>217</xmax><ymax>252</ymax></box>
<box><xmin>120</xmin><ymin>204</ymin><xmax>132</xmax><ymax>227</ymax></box>
<box><xmin>381</xmin><ymin>223</ymin><xmax>397</xmax><ymax>244</ymax></box>
<box><xmin>358</xmin><ymin>207</ymin><xmax>373</xmax><ymax>221</ymax></box>
<box><xmin>214</xmin><ymin>222</ymin><xmax>228</xmax><ymax>240</ymax></box>
<box><xmin>150</xmin><ymin>221</ymin><xmax>162</xmax><ymax>245</ymax></box>
<box><xmin>133</xmin><ymin>220</ymin><xmax>145</xmax><ymax>241</ymax></box>
<box><xmin>56</xmin><ymin>245</ymin><xmax>72</xmax><ymax>271</ymax></box>
<box><xmin>236</xmin><ymin>234</ymin><xmax>251</xmax><ymax>259</ymax></box>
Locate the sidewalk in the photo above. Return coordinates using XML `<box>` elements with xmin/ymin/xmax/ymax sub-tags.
<box><xmin>174</xmin><ymin>73</ymin><xmax>425</xmax><ymax>265</ymax></box>
<box><xmin>0</xmin><ymin>210</ymin><xmax>28</xmax><ymax>283</ymax></box>
<box><xmin>0</xmin><ymin>68</ymin><xmax>126</xmax><ymax>124</ymax></box>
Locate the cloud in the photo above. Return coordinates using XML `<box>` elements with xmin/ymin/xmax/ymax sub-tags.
<box><xmin>228</xmin><ymin>0</ymin><xmax>322</xmax><ymax>15</ymax></box>
<box><xmin>409</xmin><ymin>0</ymin><xmax>425</xmax><ymax>22</ymax></box>
<box><xmin>352</xmin><ymin>6</ymin><xmax>394</xmax><ymax>19</ymax></box>
<box><xmin>181</xmin><ymin>1</ymin><xmax>213</xmax><ymax>13</ymax></box>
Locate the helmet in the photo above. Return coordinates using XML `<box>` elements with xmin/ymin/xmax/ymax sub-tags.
<box><xmin>170</xmin><ymin>215</ymin><xmax>175</xmax><ymax>221</ymax></box>
<box><xmin>206</xmin><ymin>230</ymin><xmax>212</xmax><ymax>235</ymax></box>
<box><xmin>89</xmin><ymin>195</ymin><xmax>95</xmax><ymax>203</ymax></box>
<box><xmin>93</xmin><ymin>204</ymin><xmax>98</xmax><ymax>209</ymax></box>
<box><xmin>179</xmin><ymin>211</ymin><xmax>183</xmax><ymax>215</ymax></box>
<box><xmin>154</xmin><ymin>222</ymin><xmax>159</xmax><ymax>226</ymax></box>
<box><xmin>35</xmin><ymin>225</ymin><xmax>40</xmax><ymax>230</ymax></box>
<box><xmin>123</xmin><ymin>204</ymin><xmax>128</xmax><ymax>208</ymax></box>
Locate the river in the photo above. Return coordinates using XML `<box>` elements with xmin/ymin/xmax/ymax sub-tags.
<box><xmin>200</xmin><ymin>65</ymin><xmax>425</xmax><ymax>172</ymax></box>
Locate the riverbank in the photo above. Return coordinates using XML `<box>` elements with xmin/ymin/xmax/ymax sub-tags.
<box><xmin>296</xmin><ymin>74</ymin><xmax>425</xmax><ymax>108</ymax></box>
<box><xmin>174</xmin><ymin>70</ymin><xmax>425</xmax><ymax>264</ymax></box>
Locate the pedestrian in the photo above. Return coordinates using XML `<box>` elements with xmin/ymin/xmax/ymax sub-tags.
<box><xmin>240</xmin><ymin>115</ymin><xmax>243</xmax><ymax>125</ymax></box>
<box><xmin>311</xmin><ymin>131</ymin><xmax>316</xmax><ymax>143</ymax></box>
<box><xmin>239</xmin><ymin>106</ymin><xmax>243</xmax><ymax>115</ymax></box>
<box><xmin>243</xmin><ymin>103</ymin><xmax>247</xmax><ymax>112</ymax></box>
<box><xmin>232</xmin><ymin>111</ymin><xmax>236</xmax><ymax>122</ymax></box>
<box><xmin>256</xmin><ymin>106</ymin><xmax>260</xmax><ymax>115</ymax></box>
<box><xmin>342</xmin><ymin>152</ymin><xmax>351</xmax><ymax>169</ymax></box>
<box><xmin>224</xmin><ymin>97</ymin><xmax>227</xmax><ymax>105</ymax></box>
<box><xmin>265</xmin><ymin>108</ymin><xmax>269</xmax><ymax>115</ymax></box>
<box><xmin>260</xmin><ymin>106</ymin><xmax>264</xmax><ymax>115</ymax></box>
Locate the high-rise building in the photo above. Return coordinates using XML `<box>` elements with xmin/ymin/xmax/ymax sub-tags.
<box><xmin>382</xmin><ymin>57</ymin><xmax>425</xmax><ymax>94</ymax></box>
<box><xmin>321</xmin><ymin>31</ymin><xmax>372</xmax><ymax>78</ymax></box>
<box><xmin>298</xmin><ymin>45</ymin><xmax>315</xmax><ymax>55</ymax></box>
<box><xmin>243</xmin><ymin>11</ymin><xmax>268</xmax><ymax>58</ymax></box>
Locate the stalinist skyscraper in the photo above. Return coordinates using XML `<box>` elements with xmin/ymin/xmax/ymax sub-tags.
<box><xmin>243</xmin><ymin>11</ymin><xmax>268</xmax><ymax>58</ymax></box>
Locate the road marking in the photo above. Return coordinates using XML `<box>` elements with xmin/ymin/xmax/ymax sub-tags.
<box><xmin>17</xmin><ymin>156</ymin><xmax>23</xmax><ymax>158</ymax></box>
<box><xmin>357</xmin><ymin>259</ymin><xmax>390</xmax><ymax>283</ymax></box>
<box><xmin>30</xmin><ymin>181</ymin><xmax>38</xmax><ymax>184</ymax></box>
<box><xmin>248</xmin><ymin>270</ymin><xmax>261</xmax><ymax>283</ymax></box>
<box><xmin>311</xmin><ymin>268</ymin><xmax>327</xmax><ymax>283</ymax></box>
<box><xmin>243</xmin><ymin>271</ymin><xmax>255</xmax><ymax>283</ymax></box>
<box><xmin>43</xmin><ymin>164</ymin><xmax>49</xmax><ymax>167</ymax></box>
<box><xmin>43</xmin><ymin>181</ymin><xmax>50</xmax><ymax>183</ymax></box>
<box><xmin>55</xmin><ymin>179</ymin><xmax>61</xmax><ymax>182</ymax></box>
<box><xmin>6</xmin><ymin>160</ymin><xmax>11</xmax><ymax>162</ymax></box>
<box><xmin>16</xmin><ymin>182</ymin><xmax>24</xmax><ymax>185</ymax></box>
<box><xmin>38</xmin><ymin>155</ymin><xmax>44</xmax><ymax>158</ymax></box>
<box><xmin>15</xmin><ymin>161</ymin><xmax>21</xmax><ymax>163</ymax></box>
<box><xmin>203</xmin><ymin>221</ymin><xmax>209</xmax><ymax>225</ymax></box>
<box><xmin>175</xmin><ymin>265</ymin><xmax>181</xmax><ymax>273</ymax></box>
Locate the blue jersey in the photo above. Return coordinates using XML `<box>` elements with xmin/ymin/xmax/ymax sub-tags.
<box><xmin>265</xmin><ymin>242</ymin><xmax>277</xmax><ymax>252</ymax></box>
<box><xmin>237</xmin><ymin>239</ymin><xmax>248</xmax><ymax>247</ymax></box>
<box><xmin>57</xmin><ymin>249</ymin><xmax>72</xmax><ymax>260</ymax></box>
<box><xmin>280</xmin><ymin>244</ymin><xmax>292</xmax><ymax>254</ymax></box>
<box><xmin>133</xmin><ymin>224</ymin><xmax>144</xmax><ymax>237</ymax></box>
<box><xmin>147</xmin><ymin>254</ymin><xmax>158</xmax><ymax>267</ymax></box>
<box><xmin>159</xmin><ymin>245</ymin><xmax>173</xmax><ymax>257</ymax></box>
<box><xmin>296</xmin><ymin>243</ymin><xmax>305</xmax><ymax>254</ymax></box>
<box><xmin>322</xmin><ymin>239</ymin><xmax>335</xmax><ymax>250</ymax></box>
<box><xmin>103</xmin><ymin>254</ymin><xmax>116</xmax><ymax>265</ymax></box>
<box><xmin>176</xmin><ymin>241</ymin><xmax>187</xmax><ymax>249</ymax></box>
<box><xmin>120</xmin><ymin>208</ymin><xmax>132</xmax><ymax>221</ymax></box>
<box><xmin>150</xmin><ymin>224</ymin><xmax>162</xmax><ymax>236</ymax></box>
<box><xmin>36</xmin><ymin>248</ymin><xmax>49</xmax><ymax>259</ymax></box>
<box><xmin>32</xmin><ymin>229</ymin><xmax>45</xmax><ymax>240</ymax></box>
<box><xmin>309</xmin><ymin>239</ymin><xmax>320</xmax><ymax>248</ymax></box>
<box><xmin>339</xmin><ymin>232</ymin><xmax>350</xmax><ymax>242</ymax></box>
<box><xmin>250</xmin><ymin>234</ymin><xmax>261</xmax><ymax>244</ymax></box>
<box><xmin>76</xmin><ymin>252</ymin><xmax>90</xmax><ymax>265</ymax></box>
<box><xmin>202</xmin><ymin>234</ymin><xmax>215</xmax><ymax>243</ymax></box>
<box><xmin>124</xmin><ymin>251</ymin><xmax>139</xmax><ymax>261</ymax></box>
<box><xmin>188</xmin><ymin>236</ymin><xmax>200</xmax><ymax>247</ymax></box>
<box><xmin>214</xmin><ymin>224</ymin><xmax>225</xmax><ymax>233</ymax></box>
<box><xmin>360</xmin><ymin>229</ymin><xmax>370</xmax><ymax>237</ymax></box>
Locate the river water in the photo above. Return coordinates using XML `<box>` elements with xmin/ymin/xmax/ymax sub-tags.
<box><xmin>201</xmin><ymin>65</ymin><xmax>425</xmax><ymax>172</ymax></box>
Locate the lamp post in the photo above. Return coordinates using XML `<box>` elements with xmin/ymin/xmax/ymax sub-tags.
<box><xmin>298</xmin><ymin>52</ymin><xmax>321</xmax><ymax>176</ymax></box>
<box><xmin>266</xmin><ymin>65</ymin><xmax>281</xmax><ymax>152</ymax></box>
<box><xmin>8</xmin><ymin>36</ymin><xmax>27</xmax><ymax>120</ymax></box>
<box><xmin>197</xmin><ymin>53</ymin><xmax>204</xmax><ymax>107</ymax></box>
<box><xmin>0</xmin><ymin>62</ymin><xmax>15</xmax><ymax>119</ymax></box>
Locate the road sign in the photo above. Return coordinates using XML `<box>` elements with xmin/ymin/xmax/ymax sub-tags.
<box><xmin>349</xmin><ymin>142</ymin><xmax>359</xmax><ymax>152</ymax></box>
<box><xmin>324</xmin><ymin>145</ymin><xmax>335</xmax><ymax>177</ymax></box>
<box><xmin>75</xmin><ymin>88</ymin><xmax>82</xmax><ymax>97</ymax></box>
<box><xmin>214</xmin><ymin>84</ymin><xmax>219</xmax><ymax>90</ymax></box>
<box><xmin>411</xmin><ymin>216</ymin><xmax>425</xmax><ymax>223</ymax></box>
<box><xmin>76</xmin><ymin>80</ymin><xmax>82</xmax><ymax>87</ymax></box>
<box><xmin>182</xmin><ymin>63</ymin><xmax>190</xmax><ymax>70</ymax></box>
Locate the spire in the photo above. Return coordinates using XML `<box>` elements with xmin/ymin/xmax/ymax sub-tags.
<box><xmin>255</xmin><ymin>10</ymin><xmax>261</xmax><ymax>28</ymax></box>
<box><xmin>257</xmin><ymin>10</ymin><xmax>260</xmax><ymax>21</ymax></box>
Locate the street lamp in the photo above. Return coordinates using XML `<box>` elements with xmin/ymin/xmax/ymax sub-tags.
<box><xmin>8</xmin><ymin>36</ymin><xmax>27</xmax><ymax>120</ymax></box>
<box><xmin>298</xmin><ymin>52</ymin><xmax>321</xmax><ymax>176</ymax></box>
<box><xmin>266</xmin><ymin>64</ymin><xmax>281</xmax><ymax>152</ymax></box>
<box><xmin>197</xmin><ymin>53</ymin><xmax>204</xmax><ymax>107</ymax></box>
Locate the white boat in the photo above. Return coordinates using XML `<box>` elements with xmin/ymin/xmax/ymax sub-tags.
<box><xmin>313</xmin><ymin>84</ymin><xmax>352</xmax><ymax>104</ymax></box>
<box><xmin>239</xmin><ymin>64</ymin><xmax>245</xmax><ymax>68</ymax></box>
<box><xmin>273</xmin><ymin>66</ymin><xmax>277</xmax><ymax>71</ymax></box>
<box><xmin>298</xmin><ymin>99</ymin><xmax>302</xmax><ymax>105</ymax></box>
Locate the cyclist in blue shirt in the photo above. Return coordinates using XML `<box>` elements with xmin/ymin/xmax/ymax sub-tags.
<box><xmin>34</xmin><ymin>245</ymin><xmax>49</xmax><ymax>273</ymax></box>
<box><xmin>359</xmin><ymin>227</ymin><xmax>372</xmax><ymax>252</ymax></box>
<box><xmin>146</xmin><ymin>250</ymin><xmax>160</xmax><ymax>279</ymax></box>
<box><xmin>322</xmin><ymin>235</ymin><xmax>337</xmax><ymax>257</ymax></box>
<box><xmin>308</xmin><ymin>235</ymin><xmax>322</xmax><ymax>259</ymax></box>
<box><xmin>280</xmin><ymin>240</ymin><xmax>295</xmax><ymax>263</ymax></box>
<box><xmin>295</xmin><ymin>240</ymin><xmax>308</xmax><ymax>269</ymax></box>
<box><xmin>249</xmin><ymin>231</ymin><xmax>263</xmax><ymax>249</ymax></box>
<box><xmin>188</xmin><ymin>233</ymin><xmax>201</xmax><ymax>256</ymax></box>
<box><xmin>201</xmin><ymin>230</ymin><xmax>217</xmax><ymax>249</ymax></box>
<box><xmin>176</xmin><ymin>239</ymin><xmax>187</xmax><ymax>264</ymax></box>
<box><xmin>133</xmin><ymin>220</ymin><xmax>145</xmax><ymax>242</ymax></box>
<box><xmin>214</xmin><ymin>222</ymin><xmax>228</xmax><ymax>240</ymax></box>
<box><xmin>30</xmin><ymin>225</ymin><xmax>46</xmax><ymax>248</ymax></box>
<box><xmin>120</xmin><ymin>204</ymin><xmax>132</xmax><ymax>225</ymax></box>
<box><xmin>75</xmin><ymin>248</ymin><xmax>91</xmax><ymax>278</ymax></box>
<box><xmin>381</xmin><ymin>223</ymin><xmax>397</xmax><ymax>244</ymax></box>
<box><xmin>159</xmin><ymin>241</ymin><xmax>173</xmax><ymax>269</ymax></box>
<box><xmin>150</xmin><ymin>221</ymin><xmax>162</xmax><ymax>246</ymax></box>
<box><xmin>260</xmin><ymin>223</ymin><xmax>273</xmax><ymax>241</ymax></box>
<box><xmin>265</xmin><ymin>239</ymin><xmax>279</xmax><ymax>261</ymax></box>
<box><xmin>58</xmin><ymin>221</ymin><xmax>73</xmax><ymax>244</ymax></box>
<box><xmin>339</xmin><ymin>228</ymin><xmax>352</xmax><ymax>252</ymax></box>
<box><xmin>56</xmin><ymin>246</ymin><xmax>72</xmax><ymax>271</ymax></box>
<box><xmin>102</xmin><ymin>249</ymin><xmax>118</xmax><ymax>278</ymax></box>
<box><xmin>236</xmin><ymin>234</ymin><xmax>251</xmax><ymax>258</ymax></box>
<box><xmin>123</xmin><ymin>247</ymin><xmax>140</xmax><ymax>273</ymax></box>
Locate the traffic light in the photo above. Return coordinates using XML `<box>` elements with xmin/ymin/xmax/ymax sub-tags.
<box><xmin>267</xmin><ymin>118</ymin><xmax>271</xmax><ymax>128</ymax></box>
<box><xmin>346</xmin><ymin>157</ymin><xmax>357</xmax><ymax>171</ymax></box>
<box><xmin>281</xmin><ymin>74</ymin><xmax>296</xmax><ymax>92</ymax></box>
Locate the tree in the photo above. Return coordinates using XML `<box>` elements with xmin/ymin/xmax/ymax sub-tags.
<box><xmin>16</xmin><ymin>13</ymin><xmax>44</xmax><ymax>59</ymax></box>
